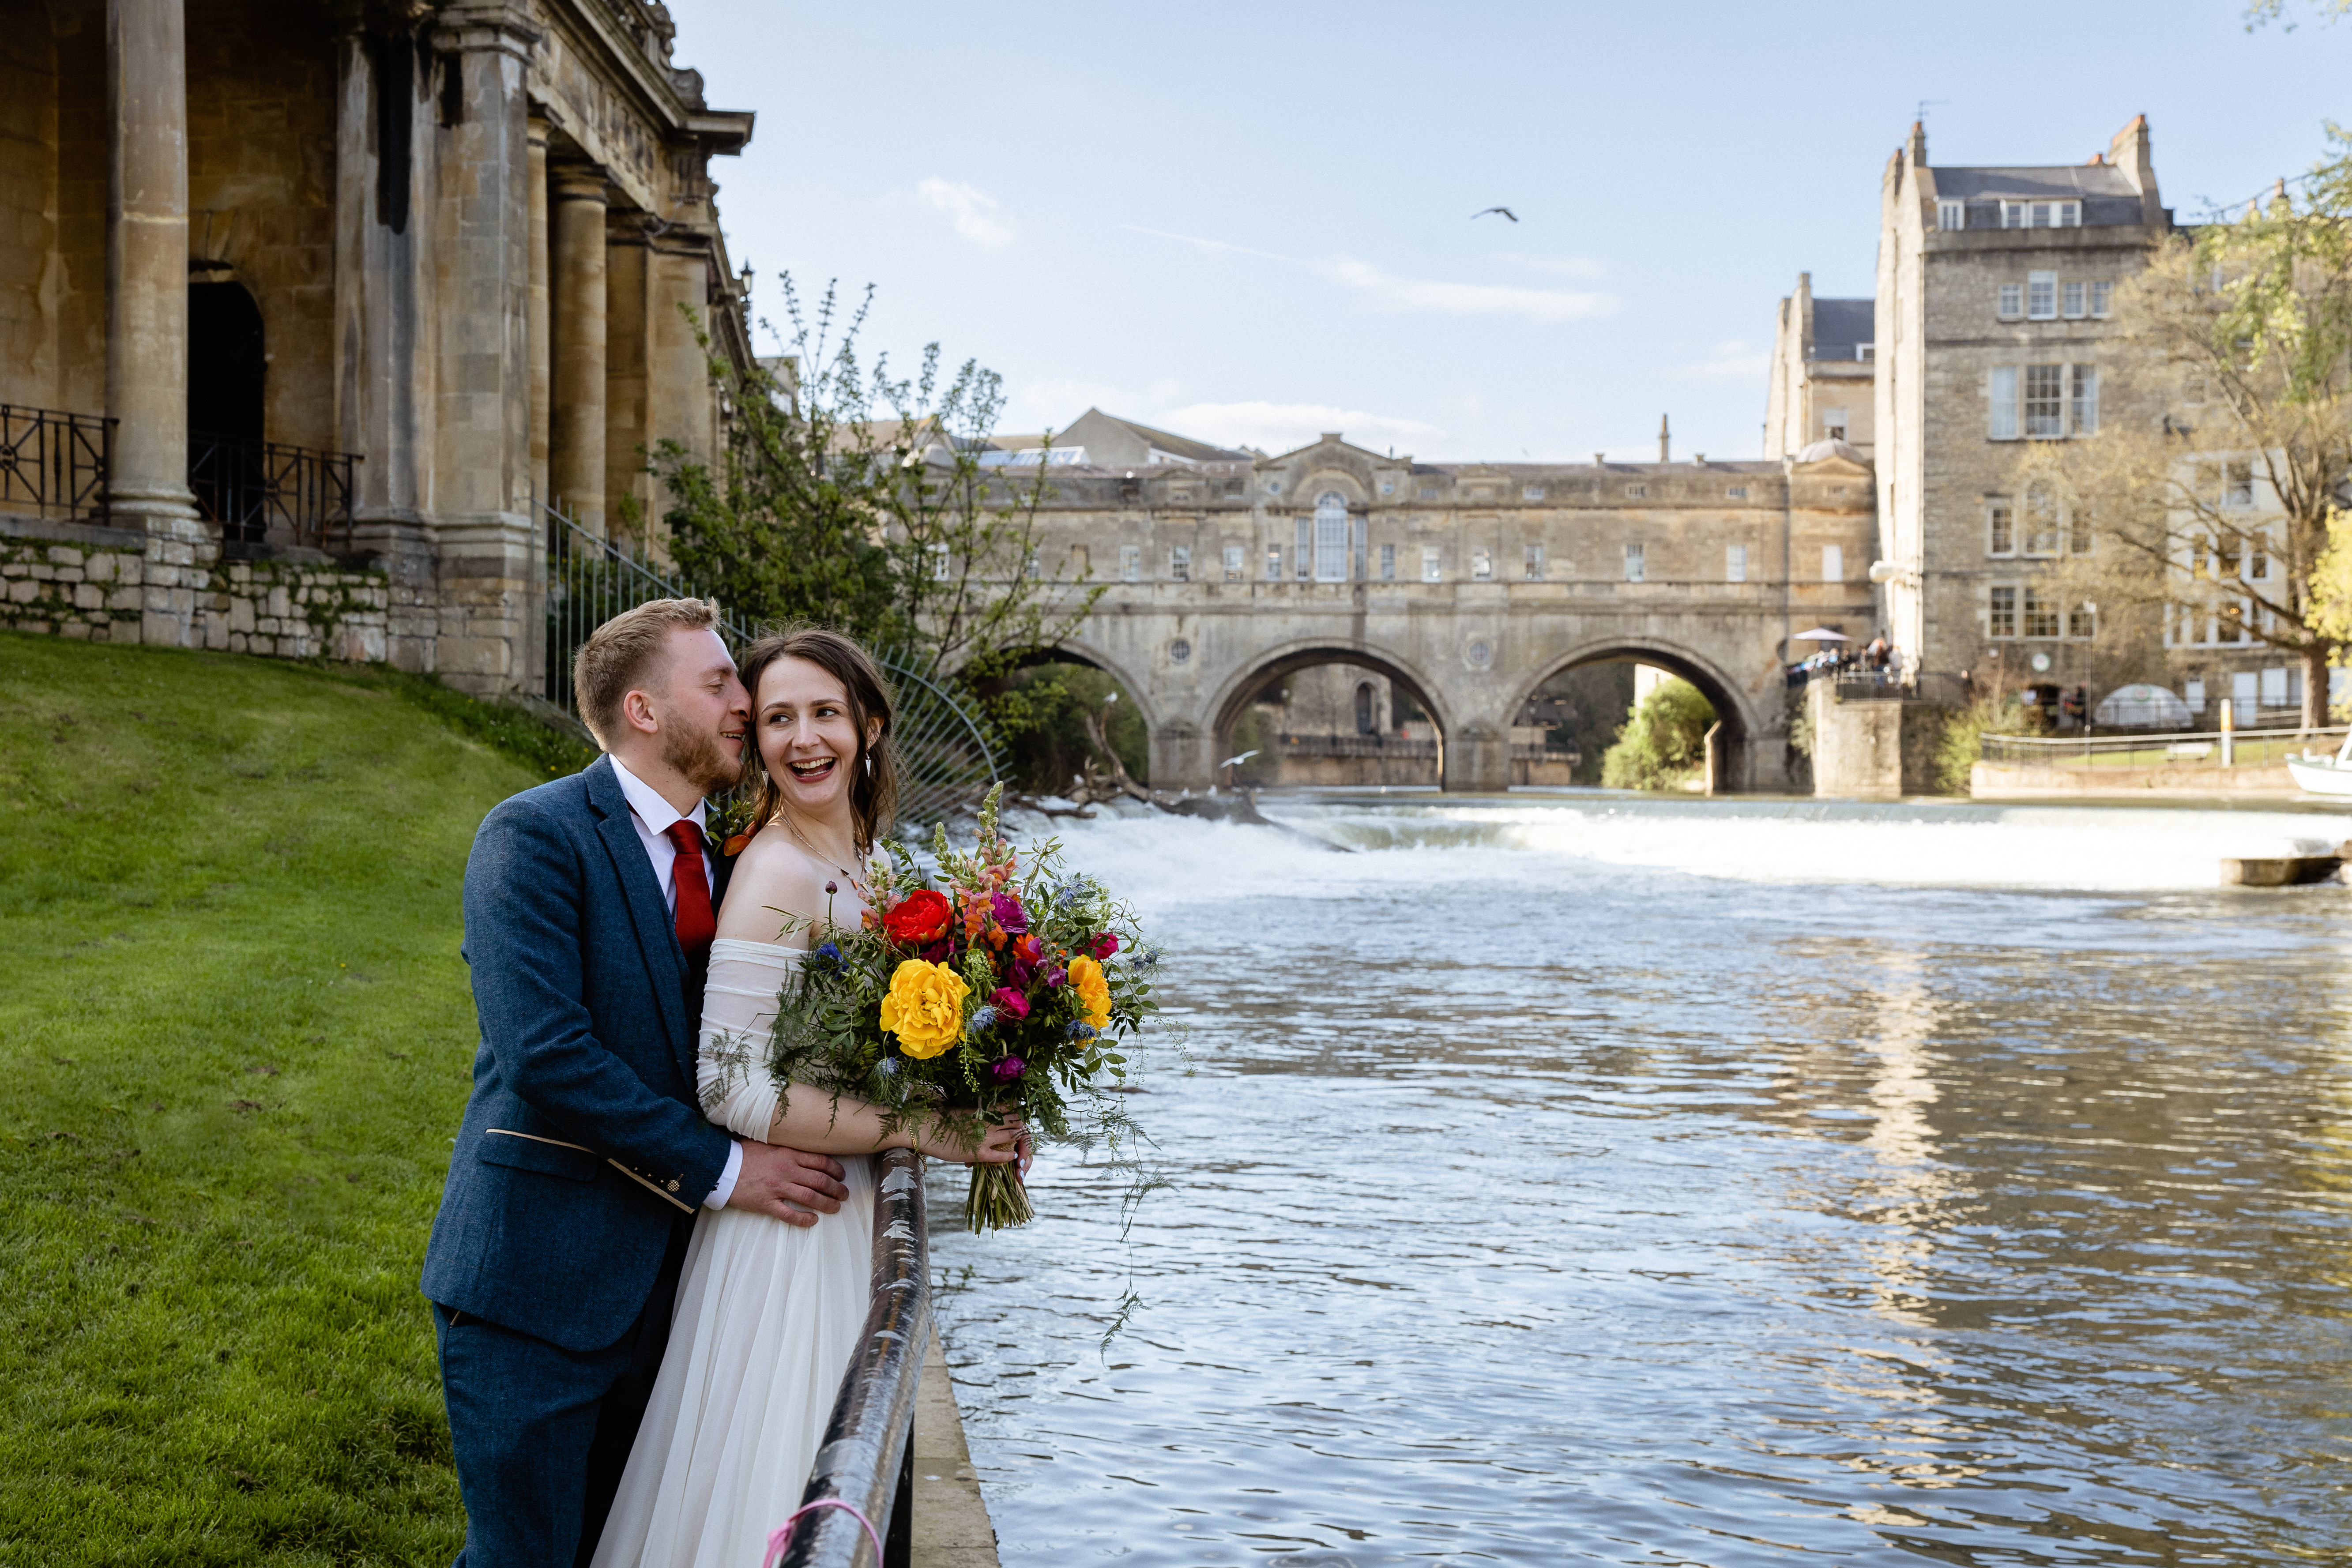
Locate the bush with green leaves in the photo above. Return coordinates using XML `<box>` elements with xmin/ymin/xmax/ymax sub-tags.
<box><xmin>1600</xmin><ymin>677</ymin><xmax>1716</xmax><ymax>790</ymax></box>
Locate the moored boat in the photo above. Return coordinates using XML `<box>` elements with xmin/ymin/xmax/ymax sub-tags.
<box><xmin>2289</xmin><ymin>739</ymin><xmax>2352</xmax><ymax>797</ymax></box>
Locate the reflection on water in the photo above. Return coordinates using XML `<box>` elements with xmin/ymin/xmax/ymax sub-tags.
<box><xmin>927</xmin><ymin>796</ymin><xmax>2352</xmax><ymax>1566</ymax></box>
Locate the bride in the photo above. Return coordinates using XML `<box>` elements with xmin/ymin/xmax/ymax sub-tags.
<box><xmin>591</xmin><ymin>627</ymin><xmax>1023</xmax><ymax>1568</ymax></box>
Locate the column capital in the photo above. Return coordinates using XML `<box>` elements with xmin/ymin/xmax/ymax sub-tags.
<box><xmin>430</xmin><ymin>0</ymin><xmax>542</xmax><ymax>59</ymax></box>
<box><xmin>550</xmin><ymin>163</ymin><xmax>610</xmax><ymax>205</ymax></box>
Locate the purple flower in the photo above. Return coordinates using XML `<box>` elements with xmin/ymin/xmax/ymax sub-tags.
<box><xmin>992</xmin><ymin>1057</ymin><xmax>1026</xmax><ymax>1080</ymax></box>
<box><xmin>1041</xmin><ymin>965</ymin><xmax>1067</xmax><ymax>990</ymax></box>
<box><xmin>991</xmin><ymin>986</ymin><xmax>1031</xmax><ymax>1021</ymax></box>
<box><xmin>990</xmin><ymin>892</ymin><xmax>1029</xmax><ymax>935</ymax></box>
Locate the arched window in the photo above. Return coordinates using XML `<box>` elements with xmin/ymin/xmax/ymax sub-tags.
<box><xmin>1313</xmin><ymin>491</ymin><xmax>1349</xmax><ymax>581</ymax></box>
<box><xmin>1354</xmin><ymin>681</ymin><xmax>1376</xmax><ymax>735</ymax></box>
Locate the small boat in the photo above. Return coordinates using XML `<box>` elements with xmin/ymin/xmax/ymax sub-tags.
<box><xmin>2288</xmin><ymin>733</ymin><xmax>2352</xmax><ymax>796</ymax></box>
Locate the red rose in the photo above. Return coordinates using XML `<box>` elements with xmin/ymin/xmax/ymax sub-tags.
<box><xmin>1091</xmin><ymin>932</ymin><xmax>1119</xmax><ymax>960</ymax></box>
<box><xmin>882</xmin><ymin>889</ymin><xmax>952</xmax><ymax>945</ymax></box>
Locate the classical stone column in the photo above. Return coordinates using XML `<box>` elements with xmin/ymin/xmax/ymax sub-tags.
<box><xmin>647</xmin><ymin>233</ymin><xmax>721</xmax><ymax>514</ymax></box>
<box><xmin>430</xmin><ymin>2</ymin><xmax>539</xmax><ymax>692</ymax></box>
<box><xmin>549</xmin><ymin>165</ymin><xmax>608</xmax><ymax>538</ymax></box>
<box><xmin>105</xmin><ymin>0</ymin><xmax>208</xmax><ymax>647</ymax></box>
<box><xmin>526</xmin><ymin>116</ymin><xmax>549</xmax><ymax>512</ymax></box>
<box><xmin>603</xmin><ymin>209</ymin><xmax>650</xmax><ymax>552</ymax></box>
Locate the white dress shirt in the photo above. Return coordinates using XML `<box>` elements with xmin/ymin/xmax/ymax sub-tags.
<box><xmin>607</xmin><ymin>755</ymin><xmax>741</xmax><ymax>1211</ymax></box>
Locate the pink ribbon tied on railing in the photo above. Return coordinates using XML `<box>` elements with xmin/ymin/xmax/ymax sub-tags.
<box><xmin>760</xmin><ymin>1497</ymin><xmax>885</xmax><ymax>1568</ymax></box>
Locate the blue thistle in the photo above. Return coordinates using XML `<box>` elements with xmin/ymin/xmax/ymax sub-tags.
<box><xmin>967</xmin><ymin>1005</ymin><xmax>999</xmax><ymax>1037</ymax></box>
<box><xmin>1066</xmin><ymin>1021</ymin><xmax>1098</xmax><ymax>1042</ymax></box>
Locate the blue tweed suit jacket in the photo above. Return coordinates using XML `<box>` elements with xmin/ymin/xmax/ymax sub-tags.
<box><xmin>421</xmin><ymin>755</ymin><xmax>737</xmax><ymax>1352</ymax></box>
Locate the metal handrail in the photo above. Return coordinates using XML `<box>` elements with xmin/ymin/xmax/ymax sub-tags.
<box><xmin>773</xmin><ymin>1146</ymin><xmax>930</xmax><ymax>1568</ymax></box>
<box><xmin>188</xmin><ymin>430</ymin><xmax>359</xmax><ymax>551</ymax></box>
<box><xmin>1981</xmin><ymin>723</ymin><xmax>2348</xmax><ymax>768</ymax></box>
<box><xmin>0</xmin><ymin>403</ymin><xmax>114</xmax><ymax>520</ymax></box>
<box><xmin>1984</xmin><ymin>724</ymin><xmax>2346</xmax><ymax>750</ymax></box>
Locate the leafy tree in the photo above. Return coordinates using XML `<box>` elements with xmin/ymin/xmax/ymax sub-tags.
<box><xmin>980</xmin><ymin>662</ymin><xmax>1150</xmax><ymax>792</ymax></box>
<box><xmin>2016</xmin><ymin>147</ymin><xmax>2352</xmax><ymax>729</ymax></box>
<box><xmin>1600</xmin><ymin>677</ymin><xmax>1716</xmax><ymax>790</ymax></box>
<box><xmin>651</xmin><ymin>275</ymin><xmax>1104</xmax><ymax>700</ymax></box>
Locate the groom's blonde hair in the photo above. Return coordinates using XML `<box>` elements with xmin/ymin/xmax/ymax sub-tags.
<box><xmin>574</xmin><ymin>598</ymin><xmax>722</xmax><ymax>748</ymax></box>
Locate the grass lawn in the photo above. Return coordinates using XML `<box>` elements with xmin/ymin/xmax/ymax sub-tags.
<box><xmin>0</xmin><ymin>631</ymin><xmax>591</xmax><ymax>1565</ymax></box>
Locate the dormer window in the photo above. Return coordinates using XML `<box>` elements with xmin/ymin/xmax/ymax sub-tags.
<box><xmin>1938</xmin><ymin>199</ymin><xmax>1965</xmax><ymax>229</ymax></box>
<box><xmin>1855</xmin><ymin>343</ymin><xmax>1875</xmax><ymax>361</ymax></box>
<box><xmin>2002</xmin><ymin>200</ymin><xmax>2081</xmax><ymax>229</ymax></box>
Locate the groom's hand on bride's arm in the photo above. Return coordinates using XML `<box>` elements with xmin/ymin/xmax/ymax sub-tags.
<box><xmin>725</xmin><ymin>1142</ymin><xmax>849</xmax><ymax>1226</ymax></box>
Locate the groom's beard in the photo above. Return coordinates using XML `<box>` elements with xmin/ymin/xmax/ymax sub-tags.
<box><xmin>663</xmin><ymin>720</ymin><xmax>744</xmax><ymax>797</ymax></box>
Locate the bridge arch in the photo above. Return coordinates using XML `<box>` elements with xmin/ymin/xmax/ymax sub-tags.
<box><xmin>1015</xmin><ymin>636</ymin><xmax>1166</xmax><ymax>733</ymax></box>
<box><xmin>1506</xmin><ymin>636</ymin><xmax>1769</xmax><ymax>792</ymax></box>
<box><xmin>1207</xmin><ymin>638</ymin><xmax>1456</xmax><ymax>774</ymax></box>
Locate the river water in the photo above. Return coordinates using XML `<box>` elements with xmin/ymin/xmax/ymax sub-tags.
<box><xmin>926</xmin><ymin>793</ymin><xmax>2352</xmax><ymax>1567</ymax></box>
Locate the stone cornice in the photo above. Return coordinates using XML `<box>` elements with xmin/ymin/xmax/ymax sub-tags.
<box><xmin>532</xmin><ymin>0</ymin><xmax>753</xmax><ymax>154</ymax></box>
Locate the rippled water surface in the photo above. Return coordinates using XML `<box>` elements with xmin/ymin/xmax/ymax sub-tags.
<box><xmin>927</xmin><ymin>794</ymin><xmax>2352</xmax><ymax>1566</ymax></box>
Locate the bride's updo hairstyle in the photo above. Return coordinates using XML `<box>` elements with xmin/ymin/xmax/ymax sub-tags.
<box><xmin>735</xmin><ymin>628</ymin><xmax>900</xmax><ymax>854</ymax></box>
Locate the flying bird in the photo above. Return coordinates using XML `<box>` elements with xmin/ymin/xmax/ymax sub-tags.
<box><xmin>1471</xmin><ymin>206</ymin><xmax>1518</xmax><ymax>222</ymax></box>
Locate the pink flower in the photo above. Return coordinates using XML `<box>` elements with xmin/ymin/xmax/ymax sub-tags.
<box><xmin>992</xmin><ymin>1057</ymin><xmax>1026</xmax><ymax>1080</ymax></box>
<box><xmin>990</xmin><ymin>892</ymin><xmax>1029</xmax><ymax>935</ymax></box>
<box><xmin>1091</xmin><ymin>932</ymin><xmax>1119</xmax><ymax>960</ymax></box>
<box><xmin>991</xmin><ymin>986</ymin><xmax>1031</xmax><ymax>1020</ymax></box>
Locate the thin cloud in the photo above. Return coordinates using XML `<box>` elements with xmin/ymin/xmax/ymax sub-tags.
<box><xmin>1121</xmin><ymin>226</ymin><xmax>1615</xmax><ymax>324</ymax></box>
<box><xmin>1669</xmin><ymin>339</ymin><xmax>1771</xmax><ymax>385</ymax></box>
<box><xmin>1491</xmin><ymin>252</ymin><xmax>1611</xmax><ymax>282</ymax></box>
<box><xmin>917</xmin><ymin>179</ymin><xmax>1015</xmax><ymax>248</ymax></box>
<box><xmin>1156</xmin><ymin>400</ymin><xmax>1445</xmax><ymax>455</ymax></box>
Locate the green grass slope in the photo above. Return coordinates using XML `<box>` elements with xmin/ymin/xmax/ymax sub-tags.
<box><xmin>0</xmin><ymin>632</ymin><xmax>583</xmax><ymax>1565</ymax></box>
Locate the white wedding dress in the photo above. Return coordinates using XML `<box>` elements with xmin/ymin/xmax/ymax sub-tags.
<box><xmin>591</xmin><ymin>937</ymin><xmax>877</xmax><ymax>1568</ymax></box>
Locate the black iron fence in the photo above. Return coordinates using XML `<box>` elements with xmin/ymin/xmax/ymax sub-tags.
<box><xmin>771</xmin><ymin>1146</ymin><xmax>930</xmax><ymax>1568</ymax></box>
<box><xmin>0</xmin><ymin>403</ymin><xmax>114</xmax><ymax>521</ymax></box>
<box><xmin>188</xmin><ymin>432</ymin><xmax>359</xmax><ymax>551</ymax></box>
<box><xmin>541</xmin><ymin>503</ymin><xmax>1003</xmax><ymax>825</ymax></box>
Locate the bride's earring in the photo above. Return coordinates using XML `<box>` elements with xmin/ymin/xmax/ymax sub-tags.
<box><xmin>864</xmin><ymin>752</ymin><xmax>873</xmax><ymax>777</ymax></box>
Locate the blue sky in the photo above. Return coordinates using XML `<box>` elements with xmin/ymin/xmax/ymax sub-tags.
<box><xmin>671</xmin><ymin>0</ymin><xmax>2347</xmax><ymax>464</ymax></box>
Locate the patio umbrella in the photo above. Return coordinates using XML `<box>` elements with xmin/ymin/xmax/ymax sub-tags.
<box><xmin>1788</xmin><ymin>627</ymin><xmax>1849</xmax><ymax>642</ymax></box>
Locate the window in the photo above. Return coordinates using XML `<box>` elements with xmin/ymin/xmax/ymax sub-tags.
<box><xmin>1726</xmin><ymin>485</ymin><xmax>1748</xmax><ymax>500</ymax></box>
<box><xmin>2024</xmin><ymin>587</ymin><xmax>2061</xmax><ymax>639</ymax></box>
<box><xmin>1170</xmin><ymin>545</ymin><xmax>1190</xmax><ymax>583</ymax></box>
<box><xmin>2024</xmin><ymin>485</ymin><xmax>2060</xmax><ymax>556</ymax></box>
<box><xmin>2024</xmin><ymin>364</ymin><xmax>2065</xmax><ymax>437</ymax></box>
<box><xmin>1988</xmin><ymin>500</ymin><xmax>2014</xmax><ymax>556</ymax></box>
<box><xmin>1623</xmin><ymin>542</ymin><xmax>1645</xmax><ymax>583</ymax></box>
<box><xmin>1295</xmin><ymin>517</ymin><xmax>1311</xmax><ymax>579</ymax></box>
<box><xmin>1120</xmin><ymin>545</ymin><xmax>1141</xmax><ymax>583</ymax></box>
<box><xmin>1988</xmin><ymin>585</ymin><xmax>2017</xmax><ymax>638</ymax></box>
<box><xmin>1024</xmin><ymin>550</ymin><xmax>1042</xmax><ymax>579</ymax></box>
<box><xmin>1856</xmin><ymin>342</ymin><xmax>1875</xmax><ymax>361</ymax></box>
<box><xmin>2068</xmin><ymin>503</ymin><xmax>2092</xmax><ymax>557</ymax></box>
<box><xmin>1823</xmin><ymin>407</ymin><xmax>1848</xmax><ymax>441</ymax></box>
<box><xmin>1725</xmin><ymin>543</ymin><xmax>1747</xmax><ymax>582</ymax></box>
<box><xmin>1939</xmin><ymin>199</ymin><xmax>1965</xmax><ymax>229</ymax></box>
<box><xmin>1417</xmin><ymin>484</ymin><xmax>1439</xmax><ymax>500</ymax></box>
<box><xmin>930</xmin><ymin>543</ymin><xmax>952</xmax><ymax>580</ymax></box>
<box><xmin>2003</xmin><ymin>200</ymin><xmax>2080</xmax><ymax>228</ymax></box>
<box><xmin>2223</xmin><ymin>460</ymin><xmax>2254</xmax><ymax>508</ymax></box>
<box><xmin>1471</xmin><ymin>547</ymin><xmax>1493</xmax><ymax>581</ymax></box>
<box><xmin>2090</xmin><ymin>281</ymin><xmax>2113</xmax><ymax>318</ymax></box>
<box><xmin>2070</xmin><ymin>365</ymin><xmax>2099</xmax><ymax>434</ymax></box>
<box><xmin>1223</xmin><ymin>542</ymin><xmax>1244</xmax><ymax>581</ymax></box>
<box><xmin>1623</xmin><ymin>484</ymin><xmax>1648</xmax><ymax>499</ymax></box>
<box><xmin>1355</xmin><ymin>682</ymin><xmax>1376</xmax><ymax>736</ymax></box>
<box><xmin>1524</xmin><ymin>544</ymin><xmax>1545</xmax><ymax>579</ymax></box>
<box><xmin>2250</xmin><ymin>529</ymin><xmax>2270</xmax><ymax>580</ymax></box>
<box><xmin>2067</xmin><ymin>601</ymin><xmax>2096</xmax><ymax>639</ymax></box>
<box><xmin>1264</xmin><ymin>544</ymin><xmax>1281</xmax><ymax>581</ymax></box>
<box><xmin>1380</xmin><ymin>542</ymin><xmax>1396</xmax><ymax>580</ymax></box>
<box><xmin>1998</xmin><ymin>283</ymin><xmax>2024</xmax><ymax>319</ymax></box>
<box><xmin>1313</xmin><ymin>492</ymin><xmax>1349</xmax><ymax>581</ymax></box>
<box><xmin>2063</xmin><ymin>281</ymin><xmax>2086</xmax><ymax>319</ymax></box>
<box><xmin>1821</xmin><ymin>544</ymin><xmax>1843</xmax><ymax>583</ymax></box>
<box><xmin>2028</xmin><ymin>271</ymin><xmax>2057</xmax><ymax>320</ymax></box>
<box><xmin>1989</xmin><ymin>366</ymin><xmax>2019</xmax><ymax>439</ymax></box>
<box><xmin>1421</xmin><ymin>545</ymin><xmax>1442</xmax><ymax>582</ymax></box>
<box><xmin>1069</xmin><ymin>544</ymin><xmax>1090</xmax><ymax>578</ymax></box>
<box><xmin>1524</xmin><ymin>485</ymin><xmax>1545</xmax><ymax>500</ymax></box>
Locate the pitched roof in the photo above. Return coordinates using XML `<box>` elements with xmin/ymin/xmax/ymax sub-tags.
<box><xmin>1809</xmin><ymin>298</ymin><xmax>1874</xmax><ymax>361</ymax></box>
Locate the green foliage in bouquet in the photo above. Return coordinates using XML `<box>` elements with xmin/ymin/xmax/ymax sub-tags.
<box><xmin>706</xmin><ymin>786</ymin><xmax>1160</xmax><ymax>1231</ymax></box>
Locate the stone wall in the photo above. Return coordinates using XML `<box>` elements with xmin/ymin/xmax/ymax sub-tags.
<box><xmin>1807</xmin><ymin>679</ymin><xmax>1949</xmax><ymax>797</ymax></box>
<box><xmin>2</xmin><ymin>515</ymin><xmax>388</xmax><ymax>661</ymax></box>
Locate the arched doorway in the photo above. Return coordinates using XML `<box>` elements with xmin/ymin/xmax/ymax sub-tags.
<box><xmin>188</xmin><ymin>280</ymin><xmax>267</xmax><ymax>543</ymax></box>
<box><xmin>1211</xmin><ymin>645</ymin><xmax>1450</xmax><ymax>789</ymax></box>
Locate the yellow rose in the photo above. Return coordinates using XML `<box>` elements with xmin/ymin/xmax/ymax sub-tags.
<box><xmin>1068</xmin><ymin>955</ymin><xmax>1112</xmax><ymax>1029</ymax></box>
<box><xmin>878</xmin><ymin>959</ymin><xmax>970</xmax><ymax>1060</ymax></box>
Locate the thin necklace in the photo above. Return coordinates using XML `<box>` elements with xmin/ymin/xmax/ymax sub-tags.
<box><xmin>781</xmin><ymin>813</ymin><xmax>861</xmax><ymax>884</ymax></box>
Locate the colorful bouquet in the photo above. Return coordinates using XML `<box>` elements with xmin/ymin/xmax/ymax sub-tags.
<box><xmin>753</xmin><ymin>786</ymin><xmax>1160</xmax><ymax>1231</ymax></box>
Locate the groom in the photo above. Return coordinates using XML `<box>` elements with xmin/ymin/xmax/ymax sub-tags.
<box><xmin>422</xmin><ymin>598</ymin><xmax>850</xmax><ymax>1567</ymax></box>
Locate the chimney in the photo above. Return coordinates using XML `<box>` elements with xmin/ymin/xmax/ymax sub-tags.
<box><xmin>1908</xmin><ymin>120</ymin><xmax>1928</xmax><ymax>168</ymax></box>
<box><xmin>1593</xmin><ymin>452</ymin><xmax>1607</xmax><ymax>466</ymax></box>
<box><xmin>2108</xmin><ymin>115</ymin><xmax>2164</xmax><ymax>228</ymax></box>
<box><xmin>1658</xmin><ymin>414</ymin><xmax>1671</xmax><ymax>464</ymax></box>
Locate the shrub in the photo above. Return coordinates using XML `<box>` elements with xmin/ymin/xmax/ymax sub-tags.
<box><xmin>1600</xmin><ymin>677</ymin><xmax>1716</xmax><ymax>790</ymax></box>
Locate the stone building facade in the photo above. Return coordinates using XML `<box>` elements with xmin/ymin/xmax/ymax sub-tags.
<box><xmin>0</xmin><ymin>0</ymin><xmax>753</xmax><ymax>692</ymax></box>
<box><xmin>1765</xmin><ymin>273</ymin><xmax>1876</xmax><ymax>462</ymax></box>
<box><xmin>1007</xmin><ymin>427</ymin><xmax>1879</xmax><ymax>791</ymax></box>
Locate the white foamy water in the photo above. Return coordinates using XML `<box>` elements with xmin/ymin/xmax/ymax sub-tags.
<box><xmin>1035</xmin><ymin>794</ymin><xmax>2352</xmax><ymax>902</ymax></box>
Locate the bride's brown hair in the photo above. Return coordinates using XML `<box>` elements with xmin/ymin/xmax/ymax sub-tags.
<box><xmin>736</xmin><ymin>628</ymin><xmax>900</xmax><ymax>854</ymax></box>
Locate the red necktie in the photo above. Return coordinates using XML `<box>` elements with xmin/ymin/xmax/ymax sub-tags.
<box><xmin>663</xmin><ymin>820</ymin><xmax>715</xmax><ymax>965</ymax></box>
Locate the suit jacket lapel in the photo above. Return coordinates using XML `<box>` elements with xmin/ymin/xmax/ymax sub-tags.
<box><xmin>583</xmin><ymin>757</ymin><xmax>692</xmax><ymax>1065</ymax></box>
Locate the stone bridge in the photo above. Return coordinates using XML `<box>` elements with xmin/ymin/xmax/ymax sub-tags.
<box><xmin>1019</xmin><ymin>433</ymin><xmax>1881</xmax><ymax>793</ymax></box>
